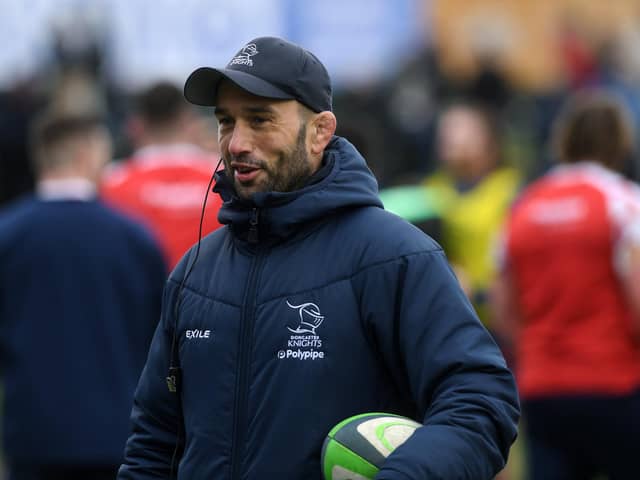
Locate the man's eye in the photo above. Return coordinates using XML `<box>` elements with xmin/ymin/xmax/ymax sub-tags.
<box><xmin>217</xmin><ymin>117</ymin><xmax>232</xmax><ymax>127</ymax></box>
<box><xmin>250</xmin><ymin>116</ymin><xmax>268</xmax><ymax>126</ymax></box>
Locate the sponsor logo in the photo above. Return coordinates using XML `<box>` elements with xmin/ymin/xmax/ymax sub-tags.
<box><xmin>277</xmin><ymin>349</ymin><xmax>324</xmax><ymax>360</ymax></box>
<box><xmin>277</xmin><ymin>300</ymin><xmax>326</xmax><ymax>361</ymax></box>
<box><xmin>229</xmin><ymin>43</ymin><xmax>259</xmax><ymax>67</ymax></box>
<box><xmin>185</xmin><ymin>329</ymin><xmax>211</xmax><ymax>339</ymax></box>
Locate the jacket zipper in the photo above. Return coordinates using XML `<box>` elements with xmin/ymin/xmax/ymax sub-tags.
<box><xmin>230</xmin><ymin>208</ymin><xmax>262</xmax><ymax>479</ymax></box>
<box><xmin>248</xmin><ymin>207</ymin><xmax>259</xmax><ymax>244</ymax></box>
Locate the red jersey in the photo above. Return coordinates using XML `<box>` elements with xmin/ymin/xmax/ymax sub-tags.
<box><xmin>502</xmin><ymin>162</ymin><xmax>640</xmax><ymax>398</ymax></box>
<box><xmin>101</xmin><ymin>145</ymin><xmax>223</xmax><ymax>269</ymax></box>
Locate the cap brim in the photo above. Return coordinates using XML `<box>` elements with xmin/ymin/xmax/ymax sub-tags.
<box><xmin>184</xmin><ymin>67</ymin><xmax>294</xmax><ymax>106</ymax></box>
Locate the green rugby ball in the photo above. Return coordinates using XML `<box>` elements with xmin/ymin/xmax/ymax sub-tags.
<box><xmin>321</xmin><ymin>412</ymin><xmax>421</xmax><ymax>480</ymax></box>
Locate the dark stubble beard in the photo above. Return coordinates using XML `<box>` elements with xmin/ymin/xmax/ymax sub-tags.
<box><xmin>270</xmin><ymin>124</ymin><xmax>313</xmax><ymax>193</ymax></box>
<box><xmin>230</xmin><ymin>124</ymin><xmax>314</xmax><ymax>199</ymax></box>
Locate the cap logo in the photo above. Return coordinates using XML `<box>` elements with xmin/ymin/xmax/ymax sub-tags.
<box><xmin>229</xmin><ymin>43</ymin><xmax>259</xmax><ymax>67</ymax></box>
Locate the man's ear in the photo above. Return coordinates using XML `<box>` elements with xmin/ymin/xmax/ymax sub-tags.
<box><xmin>309</xmin><ymin>111</ymin><xmax>337</xmax><ymax>156</ymax></box>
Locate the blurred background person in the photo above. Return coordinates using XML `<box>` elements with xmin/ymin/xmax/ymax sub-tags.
<box><xmin>493</xmin><ymin>90</ymin><xmax>640</xmax><ymax>480</ymax></box>
<box><xmin>101</xmin><ymin>82</ymin><xmax>222</xmax><ymax>270</ymax></box>
<box><xmin>424</xmin><ymin>101</ymin><xmax>521</xmax><ymax>327</ymax></box>
<box><xmin>0</xmin><ymin>112</ymin><xmax>166</xmax><ymax>480</ymax></box>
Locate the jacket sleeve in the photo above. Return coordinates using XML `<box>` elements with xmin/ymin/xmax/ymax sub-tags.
<box><xmin>352</xmin><ymin>249</ymin><xmax>520</xmax><ymax>480</ymax></box>
<box><xmin>118</xmin><ymin>279</ymin><xmax>183</xmax><ymax>479</ymax></box>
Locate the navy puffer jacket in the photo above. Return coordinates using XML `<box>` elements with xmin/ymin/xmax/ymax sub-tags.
<box><xmin>119</xmin><ymin>136</ymin><xmax>519</xmax><ymax>480</ymax></box>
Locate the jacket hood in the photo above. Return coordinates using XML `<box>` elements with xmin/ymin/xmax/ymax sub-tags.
<box><xmin>213</xmin><ymin>136</ymin><xmax>382</xmax><ymax>243</ymax></box>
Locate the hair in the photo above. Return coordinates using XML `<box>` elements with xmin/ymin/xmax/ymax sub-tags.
<box><xmin>297</xmin><ymin>102</ymin><xmax>316</xmax><ymax>124</ymax></box>
<box><xmin>30</xmin><ymin>112</ymin><xmax>105</xmax><ymax>173</ymax></box>
<box><xmin>552</xmin><ymin>89</ymin><xmax>635</xmax><ymax>170</ymax></box>
<box><xmin>135</xmin><ymin>81</ymin><xmax>189</xmax><ymax>129</ymax></box>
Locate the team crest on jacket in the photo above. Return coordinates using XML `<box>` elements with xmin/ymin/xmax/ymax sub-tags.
<box><xmin>286</xmin><ymin>300</ymin><xmax>324</xmax><ymax>334</ymax></box>
<box><xmin>277</xmin><ymin>300</ymin><xmax>326</xmax><ymax>361</ymax></box>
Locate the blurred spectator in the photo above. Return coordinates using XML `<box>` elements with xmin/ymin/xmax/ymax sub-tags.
<box><xmin>0</xmin><ymin>112</ymin><xmax>166</xmax><ymax>480</ymax></box>
<box><xmin>424</xmin><ymin>101</ymin><xmax>521</xmax><ymax>324</ymax></box>
<box><xmin>493</xmin><ymin>90</ymin><xmax>640</xmax><ymax>480</ymax></box>
<box><xmin>101</xmin><ymin>82</ymin><xmax>222</xmax><ymax>269</ymax></box>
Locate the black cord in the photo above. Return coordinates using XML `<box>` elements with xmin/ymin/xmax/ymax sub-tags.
<box><xmin>168</xmin><ymin>157</ymin><xmax>223</xmax><ymax>479</ymax></box>
<box><xmin>168</xmin><ymin>163</ymin><xmax>219</xmax><ymax>369</ymax></box>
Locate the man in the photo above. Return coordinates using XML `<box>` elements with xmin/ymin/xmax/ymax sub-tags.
<box><xmin>424</xmin><ymin>102</ymin><xmax>521</xmax><ymax>325</ymax></box>
<box><xmin>101</xmin><ymin>82</ymin><xmax>222</xmax><ymax>269</ymax></box>
<box><xmin>493</xmin><ymin>90</ymin><xmax>640</xmax><ymax>480</ymax></box>
<box><xmin>0</xmin><ymin>112</ymin><xmax>167</xmax><ymax>479</ymax></box>
<box><xmin>119</xmin><ymin>37</ymin><xmax>519</xmax><ymax>480</ymax></box>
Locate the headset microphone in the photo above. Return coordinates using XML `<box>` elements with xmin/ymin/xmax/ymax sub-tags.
<box><xmin>166</xmin><ymin>155</ymin><xmax>223</xmax><ymax>479</ymax></box>
<box><xmin>166</xmin><ymin>155</ymin><xmax>223</xmax><ymax>394</ymax></box>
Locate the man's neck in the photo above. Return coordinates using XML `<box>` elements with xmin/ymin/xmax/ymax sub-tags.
<box><xmin>37</xmin><ymin>174</ymin><xmax>97</xmax><ymax>201</ymax></box>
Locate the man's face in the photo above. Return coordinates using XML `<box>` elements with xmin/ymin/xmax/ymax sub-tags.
<box><xmin>215</xmin><ymin>81</ymin><xmax>314</xmax><ymax>199</ymax></box>
<box><xmin>437</xmin><ymin>107</ymin><xmax>494</xmax><ymax>182</ymax></box>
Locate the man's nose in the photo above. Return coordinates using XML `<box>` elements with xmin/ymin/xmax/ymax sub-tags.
<box><xmin>228</xmin><ymin>124</ymin><xmax>252</xmax><ymax>157</ymax></box>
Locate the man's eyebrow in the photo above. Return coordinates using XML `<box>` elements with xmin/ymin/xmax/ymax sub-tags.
<box><xmin>214</xmin><ymin>106</ymin><xmax>276</xmax><ymax>117</ymax></box>
<box><xmin>243</xmin><ymin>106</ymin><xmax>276</xmax><ymax>115</ymax></box>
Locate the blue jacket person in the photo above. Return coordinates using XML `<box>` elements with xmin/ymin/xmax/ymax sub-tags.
<box><xmin>118</xmin><ymin>37</ymin><xmax>520</xmax><ymax>480</ymax></box>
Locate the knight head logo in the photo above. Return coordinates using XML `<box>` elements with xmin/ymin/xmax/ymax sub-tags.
<box><xmin>229</xmin><ymin>43</ymin><xmax>259</xmax><ymax>67</ymax></box>
<box><xmin>287</xmin><ymin>300</ymin><xmax>324</xmax><ymax>334</ymax></box>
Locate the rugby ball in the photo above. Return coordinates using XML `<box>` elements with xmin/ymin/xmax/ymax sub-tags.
<box><xmin>321</xmin><ymin>412</ymin><xmax>421</xmax><ymax>480</ymax></box>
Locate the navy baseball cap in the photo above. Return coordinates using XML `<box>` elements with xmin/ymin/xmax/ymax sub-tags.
<box><xmin>184</xmin><ymin>36</ymin><xmax>332</xmax><ymax>113</ymax></box>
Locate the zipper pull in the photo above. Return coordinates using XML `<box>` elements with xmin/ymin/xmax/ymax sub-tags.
<box><xmin>248</xmin><ymin>208</ymin><xmax>259</xmax><ymax>244</ymax></box>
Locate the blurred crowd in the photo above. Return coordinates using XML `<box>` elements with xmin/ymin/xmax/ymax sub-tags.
<box><xmin>2</xmin><ymin>1</ymin><xmax>640</xmax><ymax>479</ymax></box>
